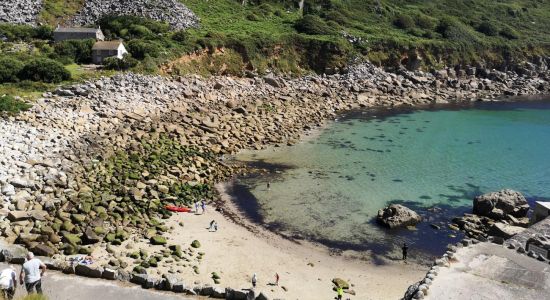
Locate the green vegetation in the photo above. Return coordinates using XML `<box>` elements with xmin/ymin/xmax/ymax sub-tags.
<box><xmin>39</xmin><ymin>0</ymin><xmax>85</xmax><ymax>25</ymax></box>
<box><xmin>1</xmin><ymin>0</ymin><xmax>549</xmax><ymax>97</ymax></box>
<box><xmin>0</xmin><ymin>95</ymin><xmax>32</xmax><ymax>115</ymax></box>
<box><xmin>19</xmin><ymin>58</ymin><xmax>71</xmax><ymax>83</ymax></box>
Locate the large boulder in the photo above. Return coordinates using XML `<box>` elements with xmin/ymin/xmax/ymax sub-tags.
<box><xmin>377</xmin><ymin>204</ymin><xmax>422</xmax><ymax>228</ymax></box>
<box><xmin>488</xmin><ymin>223</ymin><xmax>526</xmax><ymax>239</ymax></box>
<box><xmin>473</xmin><ymin>189</ymin><xmax>530</xmax><ymax>220</ymax></box>
<box><xmin>75</xmin><ymin>264</ymin><xmax>103</xmax><ymax>278</ymax></box>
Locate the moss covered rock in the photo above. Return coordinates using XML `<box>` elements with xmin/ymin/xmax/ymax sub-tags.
<box><xmin>191</xmin><ymin>240</ymin><xmax>201</xmax><ymax>248</ymax></box>
<box><xmin>150</xmin><ymin>235</ymin><xmax>167</xmax><ymax>245</ymax></box>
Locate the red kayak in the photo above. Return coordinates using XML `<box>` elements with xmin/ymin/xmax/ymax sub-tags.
<box><xmin>165</xmin><ymin>205</ymin><xmax>192</xmax><ymax>213</ymax></box>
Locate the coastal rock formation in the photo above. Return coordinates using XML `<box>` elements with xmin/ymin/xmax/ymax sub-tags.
<box><xmin>0</xmin><ymin>0</ymin><xmax>42</xmax><ymax>25</ymax></box>
<box><xmin>376</xmin><ymin>204</ymin><xmax>422</xmax><ymax>228</ymax></box>
<box><xmin>454</xmin><ymin>190</ymin><xmax>531</xmax><ymax>239</ymax></box>
<box><xmin>71</xmin><ymin>0</ymin><xmax>199</xmax><ymax>30</ymax></box>
<box><xmin>0</xmin><ymin>59</ymin><xmax>548</xmax><ymax>291</ymax></box>
<box><xmin>488</xmin><ymin>223</ymin><xmax>526</xmax><ymax>239</ymax></box>
<box><xmin>473</xmin><ymin>189</ymin><xmax>530</xmax><ymax>219</ymax></box>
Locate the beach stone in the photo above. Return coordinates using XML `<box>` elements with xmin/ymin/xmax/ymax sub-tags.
<box><xmin>1</xmin><ymin>183</ymin><xmax>15</xmax><ymax>196</ymax></box>
<box><xmin>473</xmin><ymin>189</ymin><xmax>530</xmax><ymax>219</ymax></box>
<box><xmin>150</xmin><ymin>235</ymin><xmax>167</xmax><ymax>245</ymax></box>
<box><xmin>332</xmin><ymin>278</ymin><xmax>349</xmax><ymax>289</ymax></box>
<box><xmin>172</xmin><ymin>282</ymin><xmax>187</xmax><ymax>293</ymax></box>
<box><xmin>130</xmin><ymin>273</ymin><xmax>148</xmax><ymax>285</ymax></box>
<box><xmin>7</xmin><ymin>211</ymin><xmax>30</xmax><ymax>222</ymax></box>
<box><xmin>9</xmin><ymin>177</ymin><xmax>34</xmax><ymax>189</ymax></box>
<box><xmin>75</xmin><ymin>264</ymin><xmax>103</xmax><ymax>278</ymax></box>
<box><xmin>256</xmin><ymin>292</ymin><xmax>269</xmax><ymax>300</ymax></box>
<box><xmin>376</xmin><ymin>204</ymin><xmax>422</xmax><ymax>228</ymax></box>
<box><xmin>212</xmin><ymin>286</ymin><xmax>225</xmax><ymax>298</ymax></box>
<box><xmin>102</xmin><ymin>268</ymin><xmax>117</xmax><ymax>280</ymax></box>
<box><xmin>31</xmin><ymin>244</ymin><xmax>55</xmax><ymax>257</ymax></box>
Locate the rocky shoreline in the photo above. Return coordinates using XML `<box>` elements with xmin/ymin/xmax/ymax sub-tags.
<box><xmin>1</xmin><ymin>60</ymin><xmax>550</xmax><ymax>297</ymax></box>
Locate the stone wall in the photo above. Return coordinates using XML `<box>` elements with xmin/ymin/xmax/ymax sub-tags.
<box><xmin>71</xmin><ymin>0</ymin><xmax>199</xmax><ymax>30</ymax></box>
<box><xmin>0</xmin><ymin>0</ymin><xmax>42</xmax><ymax>25</ymax></box>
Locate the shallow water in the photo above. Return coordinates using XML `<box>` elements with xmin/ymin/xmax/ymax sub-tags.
<box><xmin>230</xmin><ymin>100</ymin><xmax>550</xmax><ymax>260</ymax></box>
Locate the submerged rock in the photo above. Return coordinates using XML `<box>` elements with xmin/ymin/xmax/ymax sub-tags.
<box><xmin>377</xmin><ymin>204</ymin><xmax>422</xmax><ymax>229</ymax></box>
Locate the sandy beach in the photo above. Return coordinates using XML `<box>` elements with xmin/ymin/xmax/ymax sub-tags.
<box><xmin>90</xmin><ymin>182</ymin><xmax>426</xmax><ymax>299</ymax></box>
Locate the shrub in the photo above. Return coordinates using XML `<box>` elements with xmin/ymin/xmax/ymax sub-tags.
<box><xmin>171</xmin><ymin>30</ymin><xmax>188</xmax><ymax>43</ymax></box>
<box><xmin>393</xmin><ymin>14</ymin><xmax>415</xmax><ymax>29</ymax></box>
<box><xmin>0</xmin><ymin>24</ymin><xmax>35</xmax><ymax>41</ymax></box>
<box><xmin>54</xmin><ymin>39</ymin><xmax>95</xmax><ymax>64</ymax></box>
<box><xmin>322</xmin><ymin>10</ymin><xmax>349</xmax><ymax>26</ymax></box>
<box><xmin>102</xmin><ymin>54</ymin><xmax>138</xmax><ymax>70</ymax></box>
<box><xmin>294</xmin><ymin>15</ymin><xmax>335</xmax><ymax>35</ymax></box>
<box><xmin>0</xmin><ymin>24</ymin><xmax>53</xmax><ymax>41</ymax></box>
<box><xmin>127</xmin><ymin>39</ymin><xmax>162</xmax><ymax>59</ymax></box>
<box><xmin>0</xmin><ymin>57</ymin><xmax>24</xmax><ymax>83</ymax></box>
<box><xmin>476</xmin><ymin>20</ymin><xmax>499</xmax><ymax>36</ymax></box>
<box><xmin>0</xmin><ymin>95</ymin><xmax>31</xmax><ymax>114</ymax></box>
<box><xmin>99</xmin><ymin>15</ymin><xmax>170</xmax><ymax>39</ymax></box>
<box><xmin>437</xmin><ymin>17</ymin><xmax>481</xmax><ymax>44</ymax></box>
<box><xmin>415</xmin><ymin>14</ymin><xmax>437</xmax><ymax>30</ymax></box>
<box><xmin>19</xmin><ymin>58</ymin><xmax>71</xmax><ymax>83</ymax></box>
<box><xmin>500</xmin><ymin>26</ymin><xmax>519</xmax><ymax>40</ymax></box>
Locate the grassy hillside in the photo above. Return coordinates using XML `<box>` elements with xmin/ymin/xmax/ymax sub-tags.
<box><xmin>178</xmin><ymin>0</ymin><xmax>550</xmax><ymax>69</ymax></box>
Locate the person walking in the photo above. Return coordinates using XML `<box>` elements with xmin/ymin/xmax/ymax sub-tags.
<box><xmin>194</xmin><ymin>201</ymin><xmax>199</xmax><ymax>213</ymax></box>
<box><xmin>0</xmin><ymin>266</ymin><xmax>17</xmax><ymax>300</ymax></box>
<box><xmin>402</xmin><ymin>242</ymin><xmax>409</xmax><ymax>261</ymax></box>
<box><xmin>201</xmin><ymin>200</ymin><xmax>207</xmax><ymax>214</ymax></box>
<box><xmin>275</xmin><ymin>272</ymin><xmax>279</xmax><ymax>286</ymax></box>
<box><xmin>336</xmin><ymin>286</ymin><xmax>344</xmax><ymax>300</ymax></box>
<box><xmin>251</xmin><ymin>273</ymin><xmax>257</xmax><ymax>288</ymax></box>
<box><xmin>20</xmin><ymin>252</ymin><xmax>46</xmax><ymax>294</ymax></box>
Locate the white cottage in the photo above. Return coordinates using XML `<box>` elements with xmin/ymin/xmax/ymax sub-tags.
<box><xmin>91</xmin><ymin>41</ymin><xmax>128</xmax><ymax>64</ymax></box>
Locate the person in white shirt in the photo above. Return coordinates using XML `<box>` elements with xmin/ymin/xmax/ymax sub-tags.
<box><xmin>19</xmin><ymin>252</ymin><xmax>46</xmax><ymax>294</ymax></box>
<box><xmin>0</xmin><ymin>266</ymin><xmax>17</xmax><ymax>300</ymax></box>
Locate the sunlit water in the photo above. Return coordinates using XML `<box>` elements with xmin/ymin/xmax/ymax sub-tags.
<box><xmin>229</xmin><ymin>100</ymin><xmax>550</xmax><ymax>260</ymax></box>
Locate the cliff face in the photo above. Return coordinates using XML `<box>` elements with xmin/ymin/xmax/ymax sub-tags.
<box><xmin>71</xmin><ymin>0</ymin><xmax>199</xmax><ymax>30</ymax></box>
<box><xmin>0</xmin><ymin>0</ymin><xmax>43</xmax><ymax>25</ymax></box>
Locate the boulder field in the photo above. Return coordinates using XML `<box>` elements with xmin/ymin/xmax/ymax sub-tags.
<box><xmin>0</xmin><ymin>61</ymin><xmax>549</xmax><ymax>288</ymax></box>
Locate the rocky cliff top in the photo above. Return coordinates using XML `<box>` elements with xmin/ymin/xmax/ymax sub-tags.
<box><xmin>71</xmin><ymin>0</ymin><xmax>199</xmax><ymax>30</ymax></box>
<box><xmin>0</xmin><ymin>0</ymin><xmax>42</xmax><ymax>25</ymax></box>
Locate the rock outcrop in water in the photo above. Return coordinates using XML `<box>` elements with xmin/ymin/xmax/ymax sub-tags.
<box><xmin>453</xmin><ymin>189</ymin><xmax>531</xmax><ymax>239</ymax></box>
<box><xmin>473</xmin><ymin>189</ymin><xmax>530</xmax><ymax>220</ymax></box>
<box><xmin>376</xmin><ymin>204</ymin><xmax>422</xmax><ymax>228</ymax></box>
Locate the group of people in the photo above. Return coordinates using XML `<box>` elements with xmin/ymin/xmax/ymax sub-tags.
<box><xmin>250</xmin><ymin>272</ymin><xmax>280</xmax><ymax>288</ymax></box>
<box><xmin>194</xmin><ymin>199</ymin><xmax>207</xmax><ymax>214</ymax></box>
<box><xmin>0</xmin><ymin>252</ymin><xmax>46</xmax><ymax>299</ymax></box>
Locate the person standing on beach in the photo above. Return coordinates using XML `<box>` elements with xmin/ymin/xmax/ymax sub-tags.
<box><xmin>201</xmin><ymin>199</ymin><xmax>207</xmax><ymax>214</ymax></box>
<box><xmin>20</xmin><ymin>252</ymin><xmax>46</xmax><ymax>295</ymax></box>
<box><xmin>208</xmin><ymin>220</ymin><xmax>216</xmax><ymax>231</ymax></box>
<box><xmin>0</xmin><ymin>266</ymin><xmax>17</xmax><ymax>300</ymax></box>
<box><xmin>194</xmin><ymin>201</ymin><xmax>199</xmax><ymax>213</ymax></box>
<box><xmin>402</xmin><ymin>243</ymin><xmax>409</xmax><ymax>260</ymax></box>
<box><xmin>252</xmin><ymin>273</ymin><xmax>257</xmax><ymax>288</ymax></box>
<box><xmin>336</xmin><ymin>286</ymin><xmax>344</xmax><ymax>300</ymax></box>
<box><xmin>275</xmin><ymin>272</ymin><xmax>279</xmax><ymax>286</ymax></box>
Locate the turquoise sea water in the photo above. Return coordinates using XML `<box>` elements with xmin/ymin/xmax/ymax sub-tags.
<box><xmin>230</xmin><ymin>100</ymin><xmax>550</xmax><ymax>259</ymax></box>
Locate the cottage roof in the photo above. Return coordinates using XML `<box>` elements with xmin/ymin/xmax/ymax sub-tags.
<box><xmin>54</xmin><ymin>27</ymin><xmax>101</xmax><ymax>33</ymax></box>
<box><xmin>92</xmin><ymin>41</ymin><xmax>123</xmax><ymax>50</ymax></box>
